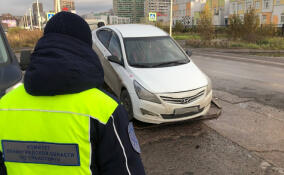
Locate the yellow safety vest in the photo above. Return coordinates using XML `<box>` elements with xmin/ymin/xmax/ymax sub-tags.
<box><xmin>0</xmin><ymin>85</ymin><xmax>118</xmax><ymax>175</ymax></box>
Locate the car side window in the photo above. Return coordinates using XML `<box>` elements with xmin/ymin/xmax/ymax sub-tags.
<box><xmin>108</xmin><ymin>33</ymin><xmax>122</xmax><ymax>62</ymax></box>
<box><xmin>97</xmin><ymin>30</ymin><xmax>112</xmax><ymax>48</ymax></box>
<box><xmin>0</xmin><ymin>32</ymin><xmax>9</xmax><ymax>64</ymax></box>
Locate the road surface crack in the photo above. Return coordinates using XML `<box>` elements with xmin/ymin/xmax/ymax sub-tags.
<box><xmin>216</xmin><ymin>97</ymin><xmax>254</xmax><ymax>104</ymax></box>
<box><xmin>252</xmin><ymin>149</ymin><xmax>284</xmax><ymax>154</ymax></box>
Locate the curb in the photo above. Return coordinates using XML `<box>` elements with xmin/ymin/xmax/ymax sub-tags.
<box><xmin>193</xmin><ymin>51</ymin><xmax>284</xmax><ymax>68</ymax></box>
<box><xmin>176</xmin><ymin>40</ymin><xmax>284</xmax><ymax>53</ymax></box>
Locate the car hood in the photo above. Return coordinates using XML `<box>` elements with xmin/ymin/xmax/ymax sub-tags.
<box><xmin>130</xmin><ymin>62</ymin><xmax>208</xmax><ymax>93</ymax></box>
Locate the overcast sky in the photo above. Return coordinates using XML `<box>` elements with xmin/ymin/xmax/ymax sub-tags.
<box><xmin>0</xmin><ymin>0</ymin><xmax>112</xmax><ymax>16</ymax></box>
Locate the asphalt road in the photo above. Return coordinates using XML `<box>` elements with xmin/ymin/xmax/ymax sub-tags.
<box><xmin>192</xmin><ymin>50</ymin><xmax>284</xmax><ymax>110</ymax></box>
<box><xmin>138</xmin><ymin>121</ymin><xmax>279</xmax><ymax>175</ymax></box>
<box><xmin>191</xmin><ymin>51</ymin><xmax>284</xmax><ymax>170</ymax></box>
<box><xmin>138</xmin><ymin>51</ymin><xmax>284</xmax><ymax>175</ymax></box>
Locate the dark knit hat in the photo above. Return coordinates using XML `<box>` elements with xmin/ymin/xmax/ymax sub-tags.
<box><xmin>44</xmin><ymin>11</ymin><xmax>92</xmax><ymax>47</ymax></box>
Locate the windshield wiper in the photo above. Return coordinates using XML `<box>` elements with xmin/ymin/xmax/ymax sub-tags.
<box><xmin>151</xmin><ymin>60</ymin><xmax>188</xmax><ymax>67</ymax></box>
<box><xmin>130</xmin><ymin>63</ymin><xmax>154</xmax><ymax>68</ymax></box>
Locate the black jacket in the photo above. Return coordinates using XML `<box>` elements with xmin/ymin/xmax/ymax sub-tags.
<box><xmin>22</xmin><ymin>33</ymin><xmax>145</xmax><ymax>175</ymax></box>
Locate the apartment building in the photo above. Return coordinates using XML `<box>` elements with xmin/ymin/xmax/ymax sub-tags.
<box><xmin>1</xmin><ymin>13</ymin><xmax>17</xmax><ymax>28</ymax></box>
<box><xmin>273</xmin><ymin>0</ymin><xmax>284</xmax><ymax>25</ymax></box>
<box><xmin>145</xmin><ymin>0</ymin><xmax>171</xmax><ymax>22</ymax></box>
<box><xmin>173</xmin><ymin>0</ymin><xmax>210</xmax><ymax>26</ymax></box>
<box><xmin>172</xmin><ymin>0</ymin><xmax>284</xmax><ymax>26</ymax></box>
<box><xmin>173</xmin><ymin>0</ymin><xmax>192</xmax><ymax>25</ymax></box>
<box><xmin>113</xmin><ymin>0</ymin><xmax>145</xmax><ymax>23</ymax></box>
<box><xmin>229</xmin><ymin>0</ymin><xmax>284</xmax><ymax>25</ymax></box>
<box><xmin>207</xmin><ymin>0</ymin><xmax>231</xmax><ymax>25</ymax></box>
<box><xmin>92</xmin><ymin>15</ymin><xmax>130</xmax><ymax>24</ymax></box>
<box><xmin>54</xmin><ymin>0</ymin><xmax>75</xmax><ymax>13</ymax></box>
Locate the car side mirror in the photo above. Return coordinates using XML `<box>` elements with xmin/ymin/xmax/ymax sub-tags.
<box><xmin>186</xmin><ymin>49</ymin><xmax>192</xmax><ymax>57</ymax></box>
<box><xmin>20</xmin><ymin>50</ymin><xmax>32</xmax><ymax>71</ymax></box>
<box><xmin>107</xmin><ymin>55</ymin><xmax>122</xmax><ymax>65</ymax></box>
<box><xmin>97</xmin><ymin>22</ymin><xmax>105</xmax><ymax>28</ymax></box>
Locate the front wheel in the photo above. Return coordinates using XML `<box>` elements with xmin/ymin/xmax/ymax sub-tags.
<box><xmin>120</xmin><ymin>90</ymin><xmax>134</xmax><ymax>121</ymax></box>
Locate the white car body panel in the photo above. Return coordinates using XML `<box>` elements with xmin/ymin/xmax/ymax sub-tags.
<box><xmin>129</xmin><ymin>63</ymin><xmax>208</xmax><ymax>93</ymax></box>
<box><xmin>106</xmin><ymin>24</ymin><xmax>168</xmax><ymax>38</ymax></box>
<box><xmin>92</xmin><ymin>24</ymin><xmax>212</xmax><ymax>124</ymax></box>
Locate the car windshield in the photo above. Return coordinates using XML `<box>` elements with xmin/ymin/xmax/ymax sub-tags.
<box><xmin>124</xmin><ymin>36</ymin><xmax>189</xmax><ymax>68</ymax></box>
<box><xmin>0</xmin><ymin>32</ymin><xmax>9</xmax><ymax>64</ymax></box>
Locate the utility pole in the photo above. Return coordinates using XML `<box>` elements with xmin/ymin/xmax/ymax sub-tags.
<box><xmin>24</xmin><ymin>13</ymin><xmax>27</xmax><ymax>29</ymax></box>
<box><xmin>55</xmin><ymin>0</ymin><xmax>57</xmax><ymax>13</ymax></box>
<box><xmin>36</xmin><ymin>0</ymin><xmax>42</xmax><ymax>30</ymax></box>
<box><xmin>57</xmin><ymin>0</ymin><xmax>61</xmax><ymax>13</ymax></box>
<box><xmin>23</xmin><ymin>16</ymin><xmax>26</xmax><ymax>28</ymax></box>
<box><xmin>25</xmin><ymin>12</ymin><xmax>29</xmax><ymax>29</ymax></box>
<box><xmin>169</xmin><ymin>0</ymin><xmax>173</xmax><ymax>36</ymax></box>
<box><xmin>29</xmin><ymin>8</ymin><xmax>33</xmax><ymax>30</ymax></box>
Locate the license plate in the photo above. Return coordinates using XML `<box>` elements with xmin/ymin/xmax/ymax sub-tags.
<box><xmin>174</xmin><ymin>106</ymin><xmax>199</xmax><ymax>115</ymax></box>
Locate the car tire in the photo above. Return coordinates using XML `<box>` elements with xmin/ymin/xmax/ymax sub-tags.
<box><xmin>120</xmin><ymin>89</ymin><xmax>134</xmax><ymax>121</ymax></box>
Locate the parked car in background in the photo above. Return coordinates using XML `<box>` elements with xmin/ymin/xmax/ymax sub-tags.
<box><xmin>0</xmin><ymin>24</ymin><xmax>22</xmax><ymax>98</ymax></box>
<box><xmin>92</xmin><ymin>24</ymin><xmax>212</xmax><ymax>124</ymax></box>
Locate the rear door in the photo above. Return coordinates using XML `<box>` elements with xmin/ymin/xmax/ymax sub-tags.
<box><xmin>94</xmin><ymin>29</ymin><xmax>123</xmax><ymax>96</ymax></box>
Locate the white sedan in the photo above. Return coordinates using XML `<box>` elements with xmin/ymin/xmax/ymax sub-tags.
<box><xmin>92</xmin><ymin>24</ymin><xmax>212</xmax><ymax>124</ymax></box>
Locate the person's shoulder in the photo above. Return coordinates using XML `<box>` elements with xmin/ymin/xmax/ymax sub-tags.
<box><xmin>91</xmin><ymin>88</ymin><xmax>129</xmax><ymax>121</ymax></box>
<box><xmin>80</xmin><ymin>88</ymin><xmax>117</xmax><ymax>103</ymax></box>
<box><xmin>0</xmin><ymin>84</ymin><xmax>25</xmax><ymax>106</ymax></box>
<box><xmin>80</xmin><ymin>88</ymin><xmax>120</xmax><ymax>124</ymax></box>
<box><xmin>97</xmin><ymin>88</ymin><xmax>121</xmax><ymax>104</ymax></box>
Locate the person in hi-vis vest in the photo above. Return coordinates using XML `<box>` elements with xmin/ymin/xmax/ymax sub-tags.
<box><xmin>0</xmin><ymin>11</ymin><xmax>145</xmax><ymax>175</ymax></box>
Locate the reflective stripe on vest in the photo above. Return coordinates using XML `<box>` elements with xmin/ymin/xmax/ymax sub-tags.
<box><xmin>0</xmin><ymin>85</ymin><xmax>118</xmax><ymax>175</ymax></box>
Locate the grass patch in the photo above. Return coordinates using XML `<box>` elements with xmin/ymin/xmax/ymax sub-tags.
<box><xmin>265</xmin><ymin>37</ymin><xmax>284</xmax><ymax>49</ymax></box>
<box><xmin>230</xmin><ymin>42</ymin><xmax>261</xmax><ymax>49</ymax></box>
<box><xmin>173</xmin><ymin>33</ymin><xmax>200</xmax><ymax>40</ymax></box>
<box><xmin>7</xmin><ymin>28</ymin><xmax>42</xmax><ymax>50</ymax></box>
<box><xmin>179</xmin><ymin>32</ymin><xmax>284</xmax><ymax>50</ymax></box>
<box><xmin>229</xmin><ymin>37</ymin><xmax>284</xmax><ymax>49</ymax></box>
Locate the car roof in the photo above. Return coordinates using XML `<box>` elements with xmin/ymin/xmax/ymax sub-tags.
<box><xmin>104</xmin><ymin>24</ymin><xmax>169</xmax><ymax>38</ymax></box>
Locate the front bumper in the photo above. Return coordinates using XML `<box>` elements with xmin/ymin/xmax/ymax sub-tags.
<box><xmin>131</xmin><ymin>89</ymin><xmax>213</xmax><ymax>124</ymax></box>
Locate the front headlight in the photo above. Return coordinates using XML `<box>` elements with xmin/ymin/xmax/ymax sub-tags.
<box><xmin>134</xmin><ymin>80</ymin><xmax>161</xmax><ymax>104</ymax></box>
<box><xmin>206</xmin><ymin>76</ymin><xmax>212</xmax><ymax>96</ymax></box>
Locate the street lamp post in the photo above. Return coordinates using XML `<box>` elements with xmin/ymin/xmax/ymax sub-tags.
<box><xmin>23</xmin><ymin>15</ymin><xmax>26</xmax><ymax>28</ymax></box>
<box><xmin>29</xmin><ymin>8</ymin><xmax>33</xmax><ymax>30</ymax></box>
<box><xmin>25</xmin><ymin>12</ymin><xmax>29</xmax><ymax>29</ymax></box>
<box><xmin>57</xmin><ymin>0</ymin><xmax>61</xmax><ymax>13</ymax></box>
<box><xmin>169</xmin><ymin>0</ymin><xmax>173</xmax><ymax>36</ymax></box>
<box><xmin>36</xmin><ymin>0</ymin><xmax>42</xmax><ymax>30</ymax></box>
